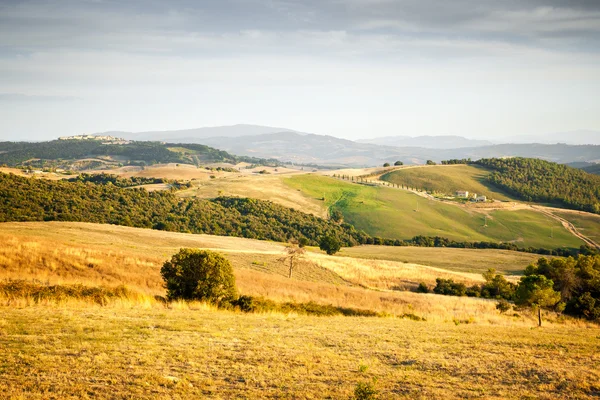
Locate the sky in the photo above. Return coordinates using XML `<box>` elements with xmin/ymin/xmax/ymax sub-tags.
<box><xmin>1</xmin><ymin>0</ymin><xmax>600</xmax><ymax>141</ymax></box>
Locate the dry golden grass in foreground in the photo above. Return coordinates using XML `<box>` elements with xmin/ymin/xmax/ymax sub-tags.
<box><xmin>1</xmin><ymin>306</ymin><xmax>599</xmax><ymax>399</ymax></box>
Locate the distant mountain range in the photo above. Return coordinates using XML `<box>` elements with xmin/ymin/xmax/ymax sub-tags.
<box><xmin>99</xmin><ymin>124</ymin><xmax>300</xmax><ymax>142</ymax></box>
<box><xmin>93</xmin><ymin>125</ymin><xmax>600</xmax><ymax>166</ymax></box>
<box><xmin>503</xmin><ymin>130</ymin><xmax>600</xmax><ymax>145</ymax></box>
<box><xmin>357</xmin><ymin>135</ymin><xmax>493</xmax><ymax>149</ymax></box>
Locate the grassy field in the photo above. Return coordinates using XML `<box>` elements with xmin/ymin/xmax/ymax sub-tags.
<box><xmin>554</xmin><ymin>211</ymin><xmax>600</xmax><ymax>244</ymax></box>
<box><xmin>380</xmin><ymin>164</ymin><xmax>514</xmax><ymax>200</ymax></box>
<box><xmin>285</xmin><ymin>175</ymin><xmax>583</xmax><ymax>249</ymax></box>
<box><xmin>2</xmin><ymin>222</ymin><xmax>599</xmax><ymax>398</ymax></box>
<box><xmin>340</xmin><ymin>246</ymin><xmax>544</xmax><ymax>276</ymax></box>
<box><xmin>178</xmin><ymin>173</ymin><xmax>327</xmax><ymax>218</ymax></box>
<box><xmin>2</xmin><ymin>306</ymin><xmax>599</xmax><ymax>399</ymax></box>
<box><xmin>0</xmin><ymin>222</ymin><xmax>505</xmax><ymax>314</ymax></box>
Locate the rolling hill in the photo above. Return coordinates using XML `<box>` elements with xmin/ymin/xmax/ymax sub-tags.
<box><xmin>285</xmin><ymin>174</ymin><xmax>584</xmax><ymax>250</ymax></box>
<box><xmin>380</xmin><ymin>164</ymin><xmax>514</xmax><ymax>200</ymax></box>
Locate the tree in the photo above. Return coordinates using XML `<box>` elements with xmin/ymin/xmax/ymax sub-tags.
<box><xmin>383</xmin><ymin>162</ymin><xmax>390</xmax><ymax>167</ymax></box>
<box><xmin>161</xmin><ymin>248</ymin><xmax>237</xmax><ymax>304</ymax></box>
<box><xmin>320</xmin><ymin>235</ymin><xmax>341</xmax><ymax>255</ymax></box>
<box><xmin>278</xmin><ymin>240</ymin><xmax>306</xmax><ymax>278</ymax></box>
<box><xmin>426</xmin><ymin>160</ymin><xmax>436</xmax><ymax>165</ymax></box>
<box><xmin>514</xmin><ymin>275</ymin><xmax>561</xmax><ymax>326</ymax></box>
<box><xmin>394</xmin><ymin>161</ymin><xmax>403</xmax><ymax>166</ymax></box>
<box><xmin>330</xmin><ymin>209</ymin><xmax>343</xmax><ymax>223</ymax></box>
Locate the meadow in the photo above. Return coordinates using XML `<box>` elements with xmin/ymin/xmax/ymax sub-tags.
<box><xmin>554</xmin><ymin>210</ymin><xmax>600</xmax><ymax>245</ymax></box>
<box><xmin>380</xmin><ymin>164</ymin><xmax>514</xmax><ymax>200</ymax></box>
<box><xmin>2</xmin><ymin>306</ymin><xmax>599</xmax><ymax>399</ymax></box>
<box><xmin>2</xmin><ymin>221</ymin><xmax>599</xmax><ymax>399</ymax></box>
<box><xmin>284</xmin><ymin>174</ymin><xmax>584</xmax><ymax>249</ymax></box>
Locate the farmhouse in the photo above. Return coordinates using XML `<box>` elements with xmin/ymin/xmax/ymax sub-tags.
<box><xmin>476</xmin><ymin>195</ymin><xmax>487</xmax><ymax>202</ymax></box>
<box><xmin>455</xmin><ymin>190</ymin><xmax>469</xmax><ymax>198</ymax></box>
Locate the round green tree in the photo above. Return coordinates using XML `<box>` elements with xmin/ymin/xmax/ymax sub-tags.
<box><xmin>319</xmin><ymin>235</ymin><xmax>341</xmax><ymax>255</ymax></box>
<box><xmin>161</xmin><ymin>248</ymin><xmax>237</xmax><ymax>304</ymax></box>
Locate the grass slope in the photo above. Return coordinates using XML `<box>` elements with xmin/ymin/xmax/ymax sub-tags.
<box><xmin>339</xmin><ymin>246</ymin><xmax>544</xmax><ymax>276</ymax></box>
<box><xmin>381</xmin><ymin>164</ymin><xmax>514</xmax><ymax>200</ymax></box>
<box><xmin>285</xmin><ymin>175</ymin><xmax>583</xmax><ymax>249</ymax></box>
<box><xmin>1</xmin><ymin>221</ymin><xmax>504</xmax><ymax>314</ymax></box>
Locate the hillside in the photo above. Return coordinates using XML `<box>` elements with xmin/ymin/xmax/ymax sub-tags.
<box><xmin>380</xmin><ymin>164</ymin><xmax>514</xmax><ymax>200</ymax></box>
<box><xmin>0</xmin><ymin>221</ymin><xmax>502</xmax><ymax>304</ymax></box>
<box><xmin>0</xmin><ymin>140</ymin><xmax>278</xmax><ymax>171</ymax></box>
<box><xmin>476</xmin><ymin>158</ymin><xmax>600</xmax><ymax>213</ymax></box>
<box><xmin>285</xmin><ymin>174</ymin><xmax>584</xmax><ymax>249</ymax></box>
<box><xmin>0</xmin><ymin>172</ymin><xmax>366</xmax><ymax>246</ymax></box>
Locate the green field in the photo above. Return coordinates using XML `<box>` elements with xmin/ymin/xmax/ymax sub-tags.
<box><xmin>555</xmin><ymin>211</ymin><xmax>600</xmax><ymax>244</ymax></box>
<box><xmin>285</xmin><ymin>175</ymin><xmax>583</xmax><ymax>249</ymax></box>
<box><xmin>381</xmin><ymin>165</ymin><xmax>514</xmax><ymax>200</ymax></box>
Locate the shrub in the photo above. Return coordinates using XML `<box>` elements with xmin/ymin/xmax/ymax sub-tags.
<box><xmin>161</xmin><ymin>249</ymin><xmax>237</xmax><ymax>304</ymax></box>
<box><xmin>433</xmin><ymin>278</ymin><xmax>467</xmax><ymax>296</ymax></box>
<box><xmin>416</xmin><ymin>282</ymin><xmax>429</xmax><ymax>293</ymax></box>
<box><xmin>496</xmin><ymin>299</ymin><xmax>511</xmax><ymax>313</ymax></box>
<box><xmin>319</xmin><ymin>235</ymin><xmax>341</xmax><ymax>255</ymax></box>
<box><xmin>354</xmin><ymin>379</ymin><xmax>378</xmax><ymax>400</ymax></box>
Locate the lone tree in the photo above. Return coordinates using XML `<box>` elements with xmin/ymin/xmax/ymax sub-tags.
<box><xmin>383</xmin><ymin>162</ymin><xmax>391</xmax><ymax>167</ymax></box>
<box><xmin>394</xmin><ymin>161</ymin><xmax>403</xmax><ymax>166</ymax></box>
<box><xmin>319</xmin><ymin>235</ymin><xmax>341</xmax><ymax>255</ymax></box>
<box><xmin>161</xmin><ymin>248</ymin><xmax>237</xmax><ymax>304</ymax></box>
<box><xmin>514</xmin><ymin>274</ymin><xmax>561</xmax><ymax>326</ymax></box>
<box><xmin>278</xmin><ymin>239</ymin><xmax>306</xmax><ymax>279</ymax></box>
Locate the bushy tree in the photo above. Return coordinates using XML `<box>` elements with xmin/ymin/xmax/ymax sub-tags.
<box><xmin>514</xmin><ymin>274</ymin><xmax>560</xmax><ymax>326</ymax></box>
<box><xmin>161</xmin><ymin>248</ymin><xmax>237</xmax><ymax>304</ymax></box>
<box><xmin>394</xmin><ymin>161</ymin><xmax>403</xmax><ymax>166</ymax></box>
<box><xmin>320</xmin><ymin>235</ymin><xmax>341</xmax><ymax>255</ymax></box>
<box><xmin>383</xmin><ymin>162</ymin><xmax>390</xmax><ymax>167</ymax></box>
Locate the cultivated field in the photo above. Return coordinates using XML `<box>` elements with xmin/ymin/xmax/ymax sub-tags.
<box><xmin>380</xmin><ymin>164</ymin><xmax>514</xmax><ymax>200</ymax></box>
<box><xmin>285</xmin><ymin>174</ymin><xmax>584</xmax><ymax>249</ymax></box>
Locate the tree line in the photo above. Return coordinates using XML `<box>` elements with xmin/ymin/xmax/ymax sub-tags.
<box><xmin>425</xmin><ymin>255</ymin><xmax>600</xmax><ymax>323</ymax></box>
<box><xmin>0</xmin><ymin>172</ymin><xmax>366</xmax><ymax>246</ymax></box>
<box><xmin>475</xmin><ymin>157</ymin><xmax>600</xmax><ymax>214</ymax></box>
<box><xmin>0</xmin><ymin>140</ymin><xmax>280</xmax><ymax>169</ymax></box>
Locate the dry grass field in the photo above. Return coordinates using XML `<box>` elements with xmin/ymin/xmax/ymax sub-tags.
<box><xmin>2</xmin><ymin>221</ymin><xmax>599</xmax><ymax>398</ymax></box>
<box><xmin>0</xmin><ymin>222</ymin><xmax>500</xmax><ymax>317</ymax></box>
<box><xmin>340</xmin><ymin>246</ymin><xmax>544</xmax><ymax>276</ymax></box>
<box><xmin>178</xmin><ymin>173</ymin><xmax>327</xmax><ymax>218</ymax></box>
<box><xmin>1</xmin><ymin>306</ymin><xmax>599</xmax><ymax>399</ymax></box>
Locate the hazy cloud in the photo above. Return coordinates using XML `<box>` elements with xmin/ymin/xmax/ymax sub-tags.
<box><xmin>0</xmin><ymin>0</ymin><xmax>599</xmax><ymax>140</ymax></box>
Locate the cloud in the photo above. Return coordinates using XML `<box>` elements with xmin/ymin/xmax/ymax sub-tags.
<box><xmin>0</xmin><ymin>93</ymin><xmax>80</xmax><ymax>103</ymax></box>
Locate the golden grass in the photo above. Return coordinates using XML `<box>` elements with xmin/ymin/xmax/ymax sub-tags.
<box><xmin>178</xmin><ymin>173</ymin><xmax>328</xmax><ymax>217</ymax></box>
<box><xmin>1</xmin><ymin>306</ymin><xmax>598</xmax><ymax>399</ymax></box>
<box><xmin>0</xmin><ymin>221</ymin><xmax>557</xmax><ymax>325</ymax></box>
<box><xmin>339</xmin><ymin>245</ymin><xmax>544</xmax><ymax>276</ymax></box>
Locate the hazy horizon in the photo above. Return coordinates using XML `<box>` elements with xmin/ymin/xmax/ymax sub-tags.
<box><xmin>1</xmin><ymin>0</ymin><xmax>600</xmax><ymax>142</ymax></box>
